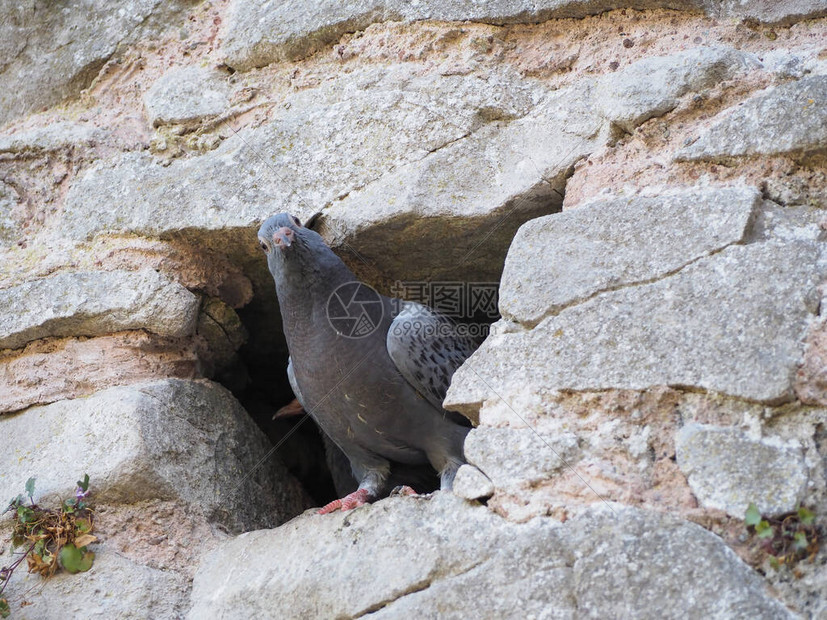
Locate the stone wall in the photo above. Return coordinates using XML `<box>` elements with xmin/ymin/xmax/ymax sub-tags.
<box><xmin>1</xmin><ymin>0</ymin><xmax>826</xmax><ymax>617</ymax></box>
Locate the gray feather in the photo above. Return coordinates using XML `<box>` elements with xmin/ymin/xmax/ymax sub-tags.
<box><xmin>387</xmin><ymin>302</ymin><xmax>476</xmax><ymax>412</ymax></box>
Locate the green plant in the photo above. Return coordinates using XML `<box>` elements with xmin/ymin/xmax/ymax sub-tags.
<box><xmin>745</xmin><ymin>502</ymin><xmax>819</xmax><ymax>572</ymax></box>
<box><xmin>0</xmin><ymin>475</ymin><xmax>95</xmax><ymax>617</ymax></box>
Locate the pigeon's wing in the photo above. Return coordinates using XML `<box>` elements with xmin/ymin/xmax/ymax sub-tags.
<box><xmin>386</xmin><ymin>301</ymin><xmax>476</xmax><ymax>411</ymax></box>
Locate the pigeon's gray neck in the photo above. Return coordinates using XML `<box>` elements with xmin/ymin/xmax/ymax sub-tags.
<box><xmin>273</xmin><ymin>246</ymin><xmax>357</xmax><ymax>342</ymax></box>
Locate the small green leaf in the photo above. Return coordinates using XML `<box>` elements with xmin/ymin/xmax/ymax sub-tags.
<box><xmin>756</xmin><ymin>520</ymin><xmax>774</xmax><ymax>539</ymax></box>
<box><xmin>745</xmin><ymin>503</ymin><xmax>762</xmax><ymax>526</ymax></box>
<box><xmin>59</xmin><ymin>544</ymin><xmax>82</xmax><ymax>573</ymax></box>
<box><xmin>4</xmin><ymin>495</ymin><xmax>23</xmax><ymax>514</ymax></box>
<box><xmin>16</xmin><ymin>505</ymin><xmax>35</xmax><ymax>523</ymax></box>
<box><xmin>25</xmin><ymin>477</ymin><xmax>36</xmax><ymax>501</ymax></box>
<box><xmin>77</xmin><ymin>474</ymin><xmax>90</xmax><ymax>493</ymax></box>
<box><xmin>797</xmin><ymin>506</ymin><xmax>815</xmax><ymax>526</ymax></box>
<box><xmin>60</xmin><ymin>544</ymin><xmax>94</xmax><ymax>573</ymax></box>
<box><xmin>0</xmin><ymin>597</ymin><xmax>10</xmax><ymax>619</ymax></box>
<box><xmin>768</xmin><ymin>556</ymin><xmax>781</xmax><ymax>571</ymax></box>
<box><xmin>793</xmin><ymin>531</ymin><xmax>809</xmax><ymax>551</ymax></box>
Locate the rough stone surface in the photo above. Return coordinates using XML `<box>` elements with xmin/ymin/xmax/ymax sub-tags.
<box><xmin>0</xmin><ymin>332</ymin><xmax>199</xmax><ymax>414</ymax></box>
<box><xmin>796</xmin><ymin>318</ymin><xmax>827</xmax><ymax>405</ymax></box>
<box><xmin>718</xmin><ymin>0</ymin><xmax>827</xmax><ymax>23</ymax></box>
<box><xmin>0</xmin><ymin>537</ymin><xmax>190</xmax><ymax>620</ymax></box>
<box><xmin>675</xmin><ymin>75</ymin><xmax>827</xmax><ymax>163</ymax></box>
<box><xmin>452</xmin><ymin>464</ymin><xmax>495</xmax><ymax>500</ymax></box>
<box><xmin>220</xmin><ymin>0</ymin><xmax>827</xmax><ymax>71</ymax></box>
<box><xmin>0</xmin><ymin>269</ymin><xmax>200</xmax><ymax>351</ymax></box>
<box><xmin>188</xmin><ymin>494</ymin><xmax>792</xmax><ymax>619</ymax></box>
<box><xmin>447</xmin><ymin>241</ymin><xmax>824</xmax><ymax>413</ymax></box>
<box><xmin>0</xmin><ymin>379</ymin><xmax>308</xmax><ymax>531</ymax></box>
<box><xmin>676</xmin><ymin>423</ymin><xmax>809</xmax><ymax>517</ymax></box>
<box><xmin>0</xmin><ymin>180</ymin><xmax>20</xmax><ymax>245</ymax></box>
<box><xmin>499</xmin><ymin>186</ymin><xmax>759</xmax><ymax>325</ymax></box>
<box><xmin>2</xmin><ymin>4</ymin><xmax>826</xmax><ymax>618</ymax></box>
<box><xmin>144</xmin><ymin>66</ymin><xmax>231</xmax><ymax>127</ymax></box>
<box><xmin>596</xmin><ymin>46</ymin><xmax>758</xmax><ymax>133</ymax></box>
<box><xmin>0</xmin><ymin>122</ymin><xmax>108</xmax><ymax>153</ymax></box>
<box><xmin>323</xmin><ymin>80</ymin><xmax>602</xmax><ymax>281</ymax></box>
<box><xmin>58</xmin><ymin>65</ymin><xmax>557</xmax><ymax>281</ymax></box>
<box><xmin>0</xmin><ymin>0</ymin><xmax>195</xmax><ymax>127</ymax></box>
<box><xmin>464</xmin><ymin>427</ymin><xmax>582</xmax><ymax>490</ymax></box>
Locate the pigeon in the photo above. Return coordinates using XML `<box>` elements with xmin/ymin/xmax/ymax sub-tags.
<box><xmin>258</xmin><ymin>213</ymin><xmax>475</xmax><ymax>513</ymax></box>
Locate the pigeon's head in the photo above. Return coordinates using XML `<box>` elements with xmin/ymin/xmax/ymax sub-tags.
<box><xmin>257</xmin><ymin>212</ymin><xmax>336</xmax><ymax>280</ymax></box>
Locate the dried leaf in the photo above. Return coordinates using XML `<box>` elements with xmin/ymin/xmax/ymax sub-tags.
<box><xmin>73</xmin><ymin>534</ymin><xmax>97</xmax><ymax>548</ymax></box>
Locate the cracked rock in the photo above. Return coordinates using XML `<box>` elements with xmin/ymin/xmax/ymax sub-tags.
<box><xmin>188</xmin><ymin>494</ymin><xmax>792</xmax><ymax>619</ymax></box>
<box><xmin>675</xmin><ymin>75</ymin><xmax>827</xmax><ymax>164</ymax></box>
<box><xmin>323</xmin><ymin>80</ymin><xmax>606</xmax><ymax>282</ymax></box>
<box><xmin>464</xmin><ymin>427</ymin><xmax>581</xmax><ymax>490</ymax></box>
<box><xmin>499</xmin><ymin>185</ymin><xmax>760</xmax><ymax>325</ymax></box>
<box><xmin>0</xmin><ymin>269</ymin><xmax>200</xmax><ymax>351</ymax></box>
<box><xmin>446</xmin><ymin>240</ymin><xmax>824</xmax><ymax>417</ymax></box>
<box><xmin>676</xmin><ymin>423</ymin><xmax>808</xmax><ymax>517</ymax></box>
<box><xmin>58</xmin><ymin>65</ymin><xmax>553</xmax><ymax>281</ymax></box>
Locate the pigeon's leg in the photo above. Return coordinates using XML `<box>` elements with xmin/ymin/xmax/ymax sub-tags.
<box><xmin>438</xmin><ymin>458</ymin><xmax>464</xmax><ymax>490</ymax></box>
<box><xmin>317</xmin><ymin>461</ymin><xmax>389</xmax><ymax>515</ymax></box>
<box><xmin>426</xmin><ymin>424</ymin><xmax>469</xmax><ymax>491</ymax></box>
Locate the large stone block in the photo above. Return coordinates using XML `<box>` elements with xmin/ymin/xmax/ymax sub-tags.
<box><xmin>0</xmin><ymin>379</ymin><xmax>308</xmax><ymax>532</ymax></box>
<box><xmin>220</xmin><ymin>0</ymin><xmax>724</xmax><ymax>71</ymax></box>
<box><xmin>143</xmin><ymin>66</ymin><xmax>231</xmax><ymax>127</ymax></box>
<box><xmin>0</xmin><ymin>539</ymin><xmax>190</xmax><ymax>620</ymax></box>
<box><xmin>447</xmin><ymin>241</ymin><xmax>823</xmax><ymax>416</ymax></box>
<box><xmin>595</xmin><ymin>46</ymin><xmax>758</xmax><ymax>133</ymax></box>
<box><xmin>499</xmin><ymin>186</ymin><xmax>759</xmax><ymax>325</ymax></box>
<box><xmin>0</xmin><ymin>0</ymin><xmax>195</xmax><ymax>126</ymax></box>
<box><xmin>0</xmin><ymin>269</ymin><xmax>200</xmax><ymax>351</ymax></box>
<box><xmin>675</xmin><ymin>76</ymin><xmax>827</xmax><ymax>164</ymax></box>
<box><xmin>188</xmin><ymin>495</ymin><xmax>792</xmax><ymax>618</ymax></box>
<box><xmin>676</xmin><ymin>423</ymin><xmax>808</xmax><ymax>517</ymax></box>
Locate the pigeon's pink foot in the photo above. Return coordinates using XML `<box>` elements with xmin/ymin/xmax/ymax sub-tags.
<box><xmin>390</xmin><ymin>485</ymin><xmax>417</xmax><ymax>497</ymax></box>
<box><xmin>318</xmin><ymin>488</ymin><xmax>371</xmax><ymax>514</ymax></box>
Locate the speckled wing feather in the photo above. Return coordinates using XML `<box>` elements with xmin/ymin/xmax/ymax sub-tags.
<box><xmin>386</xmin><ymin>301</ymin><xmax>476</xmax><ymax>411</ymax></box>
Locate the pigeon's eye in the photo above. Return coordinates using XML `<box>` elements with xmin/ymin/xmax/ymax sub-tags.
<box><xmin>259</xmin><ymin>240</ymin><xmax>269</xmax><ymax>253</ymax></box>
<box><xmin>292</xmin><ymin>215</ymin><xmax>301</xmax><ymax>227</ymax></box>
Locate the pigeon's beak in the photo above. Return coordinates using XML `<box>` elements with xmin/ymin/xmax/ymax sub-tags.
<box><xmin>272</xmin><ymin>226</ymin><xmax>295</xmax><ymax>249</ymax></box>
